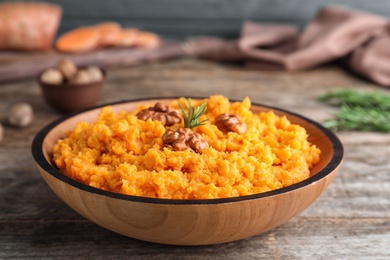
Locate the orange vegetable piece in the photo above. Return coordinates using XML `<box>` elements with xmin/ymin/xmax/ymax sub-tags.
<box><xmin>133</xmin><ymin>31</ymin><xmax>161</xmax><ymax>49</ymax></box>
<box><xmin>115</xmin><ymin>28</ymin><xmax>139</xmax><ymax>47</ymax></box>
<box><xmin>94</xmin><ymin>22</ymin><xmax>122</xmax><ymax>47</ymax></box>
<box><xmin>55</xmin><ymin>27</ymin><xmax>100</xmax><ymax>53</ymax></box>
<box><xmin>0</xmin><ymin>2</ymin><xmax>62</xmax><ymax>51</ymax></box>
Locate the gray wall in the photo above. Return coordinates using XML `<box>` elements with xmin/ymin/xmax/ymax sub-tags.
<box><xmin>8</xmin><ymin>0</ymin><xmax>390</xmax><ymax>39</ymax></box>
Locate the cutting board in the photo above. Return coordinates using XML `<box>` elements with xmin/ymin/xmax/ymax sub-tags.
<box><xmin>0</xmin><ymin>41</ymin><xmax>186</xmax><ymax>82</ymax></box>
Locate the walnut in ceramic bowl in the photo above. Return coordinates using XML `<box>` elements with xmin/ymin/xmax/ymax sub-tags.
<box><xmin>38</xmin><ymin>59</ymin><xmax>105</xmax><ymax>113</ymax></box>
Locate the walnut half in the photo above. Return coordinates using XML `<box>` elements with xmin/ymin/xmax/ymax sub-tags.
<box><xmin>136</xmin><ymin>102</ymin><xmax>182</xmax><ymax>126</ymax></box>
<box><xmin>215</xmin><ymin>113</ymin><xmax>247</xmax><ymax>134</ymax></box>
<box><xmin>162</xmin><ymin>128</ymin><xmax>209</xmax><ymax>153</ymax></box>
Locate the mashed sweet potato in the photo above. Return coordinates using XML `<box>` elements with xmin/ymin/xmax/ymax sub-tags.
<box><xmin>53</xmin><ymin>95</ymin><xmax>320</xmax><ymax>199</ymax></box>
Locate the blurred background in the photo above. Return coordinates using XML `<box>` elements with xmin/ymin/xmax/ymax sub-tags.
<box><xmin>39</xmin><ymin>0</ymin><xmax>390</xmax><ymax>39</ymax></box>
<box><xmin>1</xmin><ymin>0</ymin><xmax>390</xmax><ymax>84</ymax></box>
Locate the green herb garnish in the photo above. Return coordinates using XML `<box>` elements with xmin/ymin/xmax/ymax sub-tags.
<box><xmin>179</xmin><ymin>98</ymin><xmax>208</xmax><ymax>128</ymax></box>
<box><xmin>318</xmin><ymin>89</ymin><xmax>390</xmax><ymax>132</ymax></box>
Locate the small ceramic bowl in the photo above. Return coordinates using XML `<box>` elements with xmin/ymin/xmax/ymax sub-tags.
<box><xmin>38</xmin><ymin>68</ymin><xmax>105</xmax><ymax>113</ymax></box>
<box><xmin>31</xmin><ymin>98</ymin><xmax>343</xmax><ymax>245</ymax></box>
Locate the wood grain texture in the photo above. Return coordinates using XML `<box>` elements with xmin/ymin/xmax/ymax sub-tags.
<box><xmin>41</xmin><ymin>0</ymin><xmax>390</xmax><ymax>38</ymax></box>
<box><xmin>1</xmin><ymin>59</ymin><xmax>390</xmax><ymax>256</ymax></box>
<box><xmin>0</xmin><ymin>42</ymin><xmax>185</xmax><ymax>82</ymax></box>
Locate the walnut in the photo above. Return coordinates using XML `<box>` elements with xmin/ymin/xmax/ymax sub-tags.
<box><xmin>216</xmin><ymin>113</ymin><xmax>247</xmax><ymax>134</ymax></box>
<box><xmin>136</xmin><ymin>103</ymin><xmax>182</xmax><ymax>126</ymax></box>
<box><xmin>70</xmin><ymin>69</ymin><xmax>92</xmax><ymax>84</ymax></box>
<box><xmin>187</xmin><ymin>131</ymin><xmax>209</xmax><ymax>152</ymax></box>
<box><xmin>8</xmin><ymin>102</ymin><xmax>33</xmax><ymax>128</ymax></box>
<box><xmin>40</xmin><ymin>68</ymin><xmax>64</xmax><ymax>85</ymax></box>
<box><xmin>162</xmin><ymin>128</ymin><xmax>209</xmax><ymax>153</ymax></box>
<box><xmin>86</xmin><ymin>66</ymin><xmax>104</xmax><ymax>82</ymax></box>
<box><xmin>56</xmin><ymin>59</ymin><xmax>77</xmax><ymax>80</ymax></box>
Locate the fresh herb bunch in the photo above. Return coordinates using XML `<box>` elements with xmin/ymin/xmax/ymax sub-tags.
<box><xmin>179</xmin><ymin>98</ymin><xmax>208</xmax><ymax>128</ymax></box>
<box><xmin>318</xmin><ymin>89</ymin><xmax>390</xmax><ymax>132</ymax></box>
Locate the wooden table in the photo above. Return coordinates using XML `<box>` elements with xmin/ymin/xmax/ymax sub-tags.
<box><xmin>1</xmin><ymin>59</ymin><xmax>389</xmax><ymax>259</ymax></box>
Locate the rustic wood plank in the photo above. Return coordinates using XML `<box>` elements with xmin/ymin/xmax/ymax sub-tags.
<box><xmin>42</xmin><ymin>0</ymin><xmax>390</xmax><ymax>38</ymax></box>
<box><xmin>0</xmin><ymin>42</ymin><xmax>185</xmax><ymax>82</ymax></box>
<box><xmin>46</xmin><ymin>0</ymin><xmax>390</xmax><ymax>19</ymax></box>
<box><xmin>0</xmin><ymin>218</ymin><xmax>388</xmax><ymax>259</ymax></box>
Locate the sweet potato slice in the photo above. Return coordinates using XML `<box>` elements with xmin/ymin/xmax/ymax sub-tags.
<box><xmin>94</xmin><ymin>22</ymin><xmax>122</xmax><ymax>47</ymax></box>
<box><xmin>0</xmin><ymin>2</ymin><xmax>62</xmax><ymax>51</ymax></box>
<box><xmin>56</xmin><ymin>27</ymin><xmax>100</xmax><ymax>53</ymax></box>
<box><xmin>115</xmin><ymin>28</ymin><xmax>139</xmax><ymax>47</ymax></box>
<box><xmin>133</xmin><ymin>31</ymin><xmax>161</xmax><ymax>49</ymax></box>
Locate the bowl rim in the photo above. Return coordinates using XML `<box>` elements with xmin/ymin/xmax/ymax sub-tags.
<box><xmin>31</xmin><ymin>96</ymin><xmax>344</xmax><ymax>205</ymax></box>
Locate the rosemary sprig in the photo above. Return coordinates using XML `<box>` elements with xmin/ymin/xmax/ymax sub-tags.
<box><xmin>318</xmin><ymin>89</ymin><xmax>390</xmax><ymax>110</ymax></box>
<box><xmin>318</xmin><ymin>89</ymin><xmax>390</xmax><ymax>132</ymax></box>
<box><xmin>178</xmin><ymin>98</ymin><xmax>208</xmax><ymax>128</ymax></box>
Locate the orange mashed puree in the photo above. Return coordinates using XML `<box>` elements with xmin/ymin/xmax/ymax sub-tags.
<box><xmin>53</xmin><ymin>95</ymin><xmax>320</xmax><ymax>199</ymax></box>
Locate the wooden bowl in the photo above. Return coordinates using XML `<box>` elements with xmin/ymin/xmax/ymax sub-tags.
<box><xmin>38</xmin><ymin>68</ymin><xmax>105</xmax><ymax>113</ymax></box>
<box><xmin>31</xmin><ymin>98</ymin><xmax>343</xmax><ymax>245</ymax></box>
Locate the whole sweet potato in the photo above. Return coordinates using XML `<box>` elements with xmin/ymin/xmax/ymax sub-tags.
<box><xmin>0</xmin><ymin>2</ymin><xmax>62</xmax><ymax>51</ymax></box>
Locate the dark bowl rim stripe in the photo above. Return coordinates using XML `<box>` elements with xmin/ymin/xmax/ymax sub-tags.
<box><xmin>31</xmin><ymin>96</ymin><xmax>344</xmax><ymax>205</ymax></box>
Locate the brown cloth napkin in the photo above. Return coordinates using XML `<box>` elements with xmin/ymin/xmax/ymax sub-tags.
<box><xmin>184</xmin><ymin>6</ymin><xmax>390</xmax><ymax>87</ymax></box>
